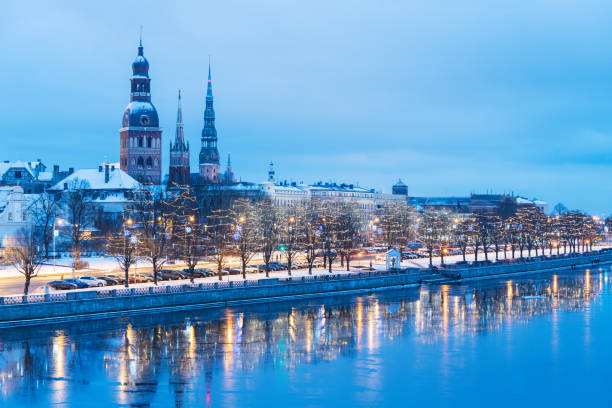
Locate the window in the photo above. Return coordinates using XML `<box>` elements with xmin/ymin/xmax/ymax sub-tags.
<box><xmin>14</xmin><ymin>171</ymin><xmax>21</xmax><ymax>179</ymax></box>
<box><xmin>137</xmin><ymin>157</ymin><xmax>144</xmax><ymax>169</ymax></box>
<box><xmin>147</xmin><ymin>137</ymin><xmax>152</xmax><ymax>148</ymax></box>
<box><xmin>131</xmin><ymin>159</ymin><xmax>136</xmax><ymax>166</ymax></box>
<box><xmin>138</xmin><ymin>137</ymin><xmax>144</xmax><ymax>147</ymax></box>
<box><xmin>146</xmin><ymin>157</ymin><xmax>152</xmax><ymax>169</ymax></box>
<box><xmin>154</xmin><ymin>159</ymin><xmax>158</xmax><ymax>167</ymax></box>
<box><xmin>8</xmin><ymin>213</ymin><xmax>12</xmax><ymax>221</ymax></box>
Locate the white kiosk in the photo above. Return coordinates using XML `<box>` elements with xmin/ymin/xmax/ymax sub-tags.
<box><xmin>386</xmin><ymin>248</ymin><xmax>401</xmax><ymax>270</ymax></box>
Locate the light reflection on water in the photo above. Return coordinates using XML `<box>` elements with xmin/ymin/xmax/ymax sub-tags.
<box><xmin>1</xmin><ymin>267</ymin><xmax>611</xmax><ymax>407</ymax></box>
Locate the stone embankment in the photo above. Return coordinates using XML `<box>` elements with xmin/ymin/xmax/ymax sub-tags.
<box><xmin>1</xmin><ymin>250</ymin><xmax>610</xmax><ymax>328</ymax></box>
<box><xmin>440</xmin><ymin>250</ymin><xmax>612</xmax><ymax>280</ymax></box>
<box><xmin>0</xmin><ymin>271</ymin><xmax>421</xmax><ymax>327</ymax></box>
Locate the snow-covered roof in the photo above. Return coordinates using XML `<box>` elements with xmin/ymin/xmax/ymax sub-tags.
<box><xmin>515</xmin><ymin>197</ymin><xmax>532</xmax><ymax>204</ymax></box>
<box><xmin>49</xmin><ymin>167</ymin><xmax>141</xmax><ymax>191</ymax></box>
<box><xmin>37</xmin><ymin>171</ymin><xmax>53</xmax><ymax>182</ymax></box>
<box><xmin>0</xmin><ymin>160</ymin><xmax>36</xmax><ymax>179</ymax></box>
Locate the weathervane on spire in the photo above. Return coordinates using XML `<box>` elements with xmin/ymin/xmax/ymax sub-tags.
<box><xmin>139</xmin><ymin>25</ymin><xmax>143</xmax><ymax>46</ymax></box>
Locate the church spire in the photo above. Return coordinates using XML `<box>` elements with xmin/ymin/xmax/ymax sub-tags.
<box><xmin>207</xmin><ymin>63</ymin><xmax>213</xmax><ymax>98</ymax></box>
<box><xmin>199</xmin><ymin>61</ymin><xmax>220</xmax><ymax>182</ymax></box>
<box><xmin>175</xmin><ymin>89</ymin><xmax>185</xmax><ymax>146</ymax></box>
<box><xmin>168</xmin><ymin>89</ymin><xmax>190</xmax><ymax>187</ymax></box>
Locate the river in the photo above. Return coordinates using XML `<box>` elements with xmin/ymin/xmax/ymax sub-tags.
<box><xmin>1</xmin><ymin>266</ymin><xmax>611</xmax><ymax>407</ymax></box>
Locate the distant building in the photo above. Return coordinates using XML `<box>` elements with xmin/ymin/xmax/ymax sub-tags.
<box><xmin>409</xmin><ymin>193</ymin><xmax>548</xmax><ymax>216</ymax></box>
<box><xmin>0</xmin><ymin>160</ymin><xmax>72</xmax><ymax>194</ymax></box>
<box><xmin>168</xmin><ymin>91</ymin><xmax>190</xmax><ymax>187</ymax></box>
<box><xmin>392</xmin><ymin>179</ymin><xmax>408</xmax><ymax>195</ymax></box>
<box><xmin>119</xmin><ymin>38</ymin><xmax>162</xmax><ymax>185</ymax></box>
<box><xmin>49</xmin><ymin>164</ymin><xmax>141</xmax><ymax>226</ymax></box>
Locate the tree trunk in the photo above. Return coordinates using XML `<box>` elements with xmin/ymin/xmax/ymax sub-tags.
<box><xmin>124</xmin><ymin>267</ymin><xmax>129</xmax><ymax>288</ymax></box>
<box><xmin>242</xmin><ymin>262</ymin><xmax>246</xmax><ymax>280</ymax></box>
<box><xmin>23</xmin><ymin>274</ymin><xmax>31</xmax><ymax>296</ymax></box>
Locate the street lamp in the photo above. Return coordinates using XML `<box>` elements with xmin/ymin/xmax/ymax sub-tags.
<box><xmin>53</xmin><ymin>218</ymin><xmax>63</xmax><ymax>274</ymax></box>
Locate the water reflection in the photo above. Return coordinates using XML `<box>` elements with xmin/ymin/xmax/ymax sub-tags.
<box><xmin>0</xmin><ymin>268</ymin><xmax>608</xmax><ymax>407</ymax></box>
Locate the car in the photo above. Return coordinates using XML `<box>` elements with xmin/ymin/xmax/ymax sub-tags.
<box><xmin>63</xmin><ymin>278</ymin><xmax>91</xmax><ymax>289</ymax></box>
<box><xmin>105</xmin><ymin>274</ymin><xmax>126</xmax><ymax>284</ymax></box>
<box><xmin>134</xmin><ymin>274</ymin><xmax>153</xmax><ymax>282</ymax></box>
<box><xmin>98</xmin><ymin>276</ymin><xmax>119</xmax><ymax>285</ymax></box>
<box><xmin>160</xmin><ymin>270</ymin><xmax>186</xmax><ymax>280</ymax></box>
<box><xmin>78</xmin><ymin>276</ymin><xmax>107</xmax><ymax>287</ymax></box>
<box><xmin>182</xmin><ymin>269</ymin><xmax>207</xmax><ymax>278</ymax></box>
<box><xmin>47</xmin><ymin>280</ymin><xmax>78</xmax><ymax>290</ymax></box>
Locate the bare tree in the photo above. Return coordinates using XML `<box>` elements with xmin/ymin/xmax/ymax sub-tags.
<box><xmin>279</xmin><ymin>205</ymin><xmax>302</xmax><ymax>276</ymax></box>
<box><xmin>320</xmin><ymin>202</ymin><xmax>340</xmax><ymax>273</ymax></box>
<box><xmin>336</xmin><ymin>202</ymin><xmax>361</xmax><ymax>271</ymax></box>
<box><xmin>31</xmin><ymin>192</ymin><xmax>60</xmax><ymax>260</ymax></box>
<box><xmin>418</xmin><ymin>209</ymin><xmax>446</xmax><ymax>267</ymax></box>
<box><xmin>206</xmin><ymin>208</ymin><xmax>233</xmax><ymax>280</ymax></box>
<box><xmin>107</xmin><ymin>226</ymin><xmax>138</xmax><ymax>288</ymax></box>
<box><xmin>63</xmin><ymin>179</ymin><xmax>96</xmax><ymax>270</ymax></box>
<box><xmin>231</xmin><ymin>199</ymin><xmax>258</xmax><ymax>279</ymax></box>
<box><xmin>6</xmin><ymin>228</ymin><xmax>44</xmax><ymax>295</ymax></box>
<box><xmin>301</xmin><ymin>201</ymin><xmax>320</xmax><ymax>274</ymax></box>
<box><xmin>181</xmin><ymin>222</ymin><xmax>202</xmax><ymax>283</ymax></box>
<box><xmin>256</xmin><ymin>200</ymin><xmax>278</xmax><ymax>277</ymax></box>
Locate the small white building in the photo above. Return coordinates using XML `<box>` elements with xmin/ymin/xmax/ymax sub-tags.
<box><xmin>0</xmin><ymin>186</ymin><xmax>34</xmax><ymax>248</ymax></box>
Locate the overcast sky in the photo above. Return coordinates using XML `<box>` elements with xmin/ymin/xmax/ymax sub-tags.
<box><xmin>2</xmin><ymin>1</ymin><xmax>612</xmax><ymax>214</ymax></box>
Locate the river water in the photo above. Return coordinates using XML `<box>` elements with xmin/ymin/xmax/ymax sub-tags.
<box><xmin>1</xmin><ymin>267</ymin><xmax>611</xmax><ymax>407</ymax></box>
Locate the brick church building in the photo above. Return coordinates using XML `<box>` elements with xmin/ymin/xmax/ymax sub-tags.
<box><xmin>119</xmin><ymin>39</ymin><xmax>162</xmax><ymax>185</ymax></box>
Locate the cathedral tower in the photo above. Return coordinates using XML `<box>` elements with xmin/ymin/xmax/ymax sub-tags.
<box><xmin>168</xmin><ymin>90</ymin><xmax>190</xmax><ymax>186</ymax></box>
<box><xmin>119</xmin><ymin>38</ymin><xmax>162</xmax><ymax>185</ymax></box>
<box><xmin>198</xmin><ymin>64</ymin><xmax>220</xmax><ymax>183</ymax></box>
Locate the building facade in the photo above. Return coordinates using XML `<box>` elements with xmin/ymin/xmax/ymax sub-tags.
<box><xmin>120</xmin><ymin>39</ymin><xmax>162</xmax><ymax>185</ymax></box>
<box><xmin>168</xmin><ymin>91</ymin><xmax>190</xmax><ymax>187</ymax></box>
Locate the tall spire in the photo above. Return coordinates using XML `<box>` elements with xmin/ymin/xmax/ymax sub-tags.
<box><xmin>175</xmin><ymin>89</ymin><xmax>184</xmax><ymax>145</ymax></box>
<box><xmin>207</xmin><ymin>63</ymin><xmax>213</xmax><ymax>98</ymax></box>
<box><xmin>138</xmin><ymin>26</ymin><xmax>144</xmax><ymax>55</ymax></box>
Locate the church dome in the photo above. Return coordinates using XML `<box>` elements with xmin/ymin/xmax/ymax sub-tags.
<box><xmin>132</xmin><ymin>45</ymin><xmax>149</xmax><ymax>77</ymax></box>
<box><xmin>122</xmin><ymin>101</ymin><xmax>159</xmax><ymax>128</ymax></box>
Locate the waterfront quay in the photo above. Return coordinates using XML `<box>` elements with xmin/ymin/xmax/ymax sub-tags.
<box><xmin>1</xmin><ymin>249</ymin><xmax>610</xmax><ymax>328</ymax></box>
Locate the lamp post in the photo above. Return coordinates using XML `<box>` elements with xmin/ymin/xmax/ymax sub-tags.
<box><xmin>53</xmin><ymin>218</ymin><xmax>63</xmax><ymax>274</ymax></box>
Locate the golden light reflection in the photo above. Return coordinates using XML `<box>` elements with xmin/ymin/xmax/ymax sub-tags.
<box><xmin>356</xmin><ymin>301</ymin><xmax>363</xmax><ymax>349</ymax></box>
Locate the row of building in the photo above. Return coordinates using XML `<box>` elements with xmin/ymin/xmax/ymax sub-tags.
<box><xmin>0</xmin><ymin>37</ymin><xmax>549</xmax><ymax>247</ymax></box>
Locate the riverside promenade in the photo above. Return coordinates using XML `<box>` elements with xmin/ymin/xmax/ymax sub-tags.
<box><xmin>1</xmin><ymin>249</ymin><xmax>611</xmax><ymax>328</ymax></box>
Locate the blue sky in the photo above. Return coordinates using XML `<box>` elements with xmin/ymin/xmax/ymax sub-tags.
<box><xmin>2</xmin><ymin>1</ymin><xmax>612</xmax><ymax>214</ymax></box>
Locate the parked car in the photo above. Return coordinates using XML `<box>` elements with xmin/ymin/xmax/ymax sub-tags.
<box><xmin>105</xmin><ymin>274</ymin><xmax>126</xmax><ymax>285</ymax></box>
<box><xmin>160</xmin><ymin>270</ymin><xmax>186</xmax><ymax>280</ymax></box>
<box><xmin>182</xmin><ymin>269</ymin><xmax>207</xmax><ymax>278</ymax></box>
<box><xmin>63</xmin><ymin>278</ymin><xmax>91</xmax><ymax>289</ymax></box>
<box><xmin>78</xmin><ymin>276</ymin><xmax>107</xmax><ymax>287</ymax></box>
<box><xmin>47</xmin><ymin>280</ymin><xmax>78</xmax><ymax>290</ymax></box>
<box><xmin>98</xmin><ymin>276</ymin><xmax>119</xmax><ymax>286</ymax></box>
<box><xmin>135</xmin><ymin>274</ymin><xmax>153</xmax><ymax>282</ymax></box>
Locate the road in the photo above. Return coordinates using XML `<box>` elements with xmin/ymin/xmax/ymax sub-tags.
<box><xmin>0</xmin><ymin>254</ymin><xmax>382</xmax><ymax>296</ymax></box>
